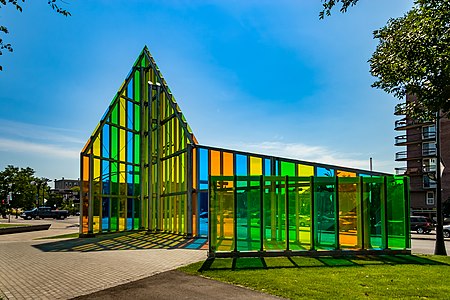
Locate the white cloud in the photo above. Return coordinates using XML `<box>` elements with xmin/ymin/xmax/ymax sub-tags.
<box><xmin>233</xmin><ymin>141</ymin><xmax>392</xmax><ymax>173</ymax></box>
<box><xmin>0</xmin><ymin>138</ymin><xmax>79</xmax><ymax>159</ymax></box>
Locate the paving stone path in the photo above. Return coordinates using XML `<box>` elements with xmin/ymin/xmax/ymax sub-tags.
<box><xmin>0</xmin><ymin>218</ymin><xmax>206</xmax><ymax>299</ymax></box>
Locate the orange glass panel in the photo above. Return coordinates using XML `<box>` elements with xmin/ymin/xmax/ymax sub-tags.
<box><xmin>249</xmin><ymin>156</ymin><xmax>262</xmax><ymax>175</ymax></box>
<box><xmin>193</xmin><ymin>148</ymin><xmax>197</xmax><ymax>188</ymax></box>
<box><xmin>298</xmin><ymin>164</ymin><xmax>314</xmax><ymax>177</ymax></box>
<box><xmin>83</xmin><ymin>155</ymin><xmax>90</xmax><ymax>181</ymax></box>
<box><xmin>337</xmin><ymin>170</ymin><xmax>356</xmax><ymax>177</ymax></box>
<box><xmin>223</xmin><ymin>152</ymin><xmax>233</xmax><ymax>176</ymax></box>
<box><xmin>210</xmin><ymin>150</ymin><xmax>221</xmax><ymax>176</ymax></box>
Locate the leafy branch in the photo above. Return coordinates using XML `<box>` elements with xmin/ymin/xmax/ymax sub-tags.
<box><xmin>0</xmin><ymin>0</ymin><xmax>71</xmax><ymax>71</ymax></box>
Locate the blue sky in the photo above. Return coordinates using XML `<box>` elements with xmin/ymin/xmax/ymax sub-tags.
<box><xmin>0</xmin><ymin>0</ymin><xmax>413</xmax><ymax>183</ymax></box>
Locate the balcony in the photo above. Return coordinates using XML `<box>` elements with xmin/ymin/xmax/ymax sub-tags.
<box><xmin>422</xmin><ymin>131</ymin><xmax>436</xmax><ymax>140</ymax></box>
<box><xmin>395</xmin><ymin>151</ymin><xmax>407</xmax><ymax>161</ymax></box>
<box><xmin>394</xmin><ymin>135</ymin><xmax>407</xmax><ymax>146</ymax></box>
<box><xmin>395</xmin><ymin>167</ymin><xmax>407</xmax><ymax>175</ymax></box>
<box><xmin>395</xmin><ymin>118</ymin><xmax>424</xmax><ymax>130</ymax></box>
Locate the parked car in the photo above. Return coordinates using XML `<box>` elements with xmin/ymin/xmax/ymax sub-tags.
<box><xmin>443</xmin><ymin>224</ymin><xmax>450</xmax><ymax>238</ymax></box>
<box><xmin>20</xmin><ymin>207</ymin><xmax>69</xmax><ymax>220</ymax></box>
<box><xmin>410</xmin><ymin>216</ymin><xmax>434</xmax><ymax>234</ymax></box>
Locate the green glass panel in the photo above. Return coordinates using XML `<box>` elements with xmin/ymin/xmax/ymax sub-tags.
<box><xmin>111</xmin><ymin>126</ymin><xmax>118</xmax><ymax>160</ymax></box>
<box><xmin>263</xmin><ymin>178</ymin><xmax>286</xmax><ymax>251</ymax></box>
<box><xmin>134</xmin><ymin>104</ymin><xmax>140</xmax><ymax>131</ymax></box>
<box><xmin>134</xmin><ymin>70</ymin><xmax>140</xmax><ymax>101</ymax></box>
<box><xmin>281</xmin><ymin>161</ymin><xmax>296</xmax><ymax>176</ymax></box>
<box><xmin>362</xmin><ymin>177</ymin><xmax>385</xmax><ymax>249</ymax></box>
<box><xmin>134</xmin><ymin>134</ymin><xmax>140</xmax><ymax>167</ymax></box>
<box><xmin>110</xmin><ymin>197</ymin><xmax>118</xmax><ymax>231</ymax></box>
<box><xmin>314</xmin><ymin>177</ymin><xmax>336</xmax><ymax>250</ymax></box>
<box><xmin>111</xmin><ymin>104</ymin><xmax>118</xmax><ymax>124</ymax></box>
<box><xmin>288</xmin><ymin>178</ymin><xmax>311</xmax><ymax>251</ymax></box>
<box><xmin>236</xmin><ymin>178</ymin><xmax>261</xmax><ymax>252</ymax></box>
<box><xmin>387</xmin><ymin>176</ymin><xmax>407</xmax><ymax>249</ymax></box>
<box><xmin>210</xmin><ymin>178</ymin><xmax>234</xmax><ymax>253</ymax></box>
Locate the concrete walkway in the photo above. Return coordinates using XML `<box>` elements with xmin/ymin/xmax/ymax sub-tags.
<box><xmin>0</xmin><ymin>217</ymin><xmax>207</xmax><ymax>299</ymax></box>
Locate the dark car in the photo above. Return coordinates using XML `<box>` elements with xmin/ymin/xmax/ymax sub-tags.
<box><xmin>410</xmin><ymin>216</ymin><xmax>434</xmax><ymax>234</ymax></box>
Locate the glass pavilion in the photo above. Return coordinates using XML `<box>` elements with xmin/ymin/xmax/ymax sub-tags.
<box><xmin>81</xmin><ymin>47</ymin><xmax>411</xmax><ymax>257</ymax></box>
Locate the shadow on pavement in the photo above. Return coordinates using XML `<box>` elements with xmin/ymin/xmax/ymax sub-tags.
<box><xmin>33</xmin><ymin>232</ymin><xmax>208</xmax><ymax>252</ymax></box>
<box><xmin>199</xmin><ymin>254</ymin><xmax>448</xmax><ymax>271</ymax></box>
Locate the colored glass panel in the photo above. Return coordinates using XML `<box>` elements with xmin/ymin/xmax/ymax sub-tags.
<box><xmin>314</xmin><ymin>177</ymin><xmax>336</xmax><ymax>250</ymax></box>
<box><xmin>362</xmin><ymin>177</ymin><xmax>385</xmax><ymax>249</ymax></box>
<box><xmin>236</xmin><ymin>154</ymin><xmax>247</xmax><ymax>176</ymax></box>
<box><xmin>288</xmin><ymin>178</ymin><xmax>311</xmax><ymax>250</ymax></box>
<box><xmin>210</xmin><ymin>177</ymin><xmax>234</xmax><ymax>253</ymax></box>
<box><xmin>281</xmin><ymin>161</ymin><xmax>295</xmax><ymax>176</ymax></box>
<box><xmin>199</xmin><ymin>148</ymin><xmax>208</xmax><ymax>190</ymax></box>
<box><xmin>236</xmin><ymin>177</ymin><xmax>261</xmax><ymax>251</ymax></box>
<box><xmin>337</xmin><ymin>170</ymin><xmax>356</xmax><ymax>177</ymax></box>
<box><xmin>263</xmin><ymin>177</ymin><xmax>286</xmax><ymax>251</ymax></box>
<box><xmin>210</xmin><ymin>150</ymin><xmax>221</xmax><ymax>176</ymax></box>
<box><xmin>249</xmin><ymin>157</ymin><xmax>262</xmax><ymax>176</ymax></box>
<box><xmin>298</xmin><ymin>164</ymin><xmax>314</xmax><ymax>177</ymax></box>
<box><xmin>264</xmin><ymin>158</ymin><xmax>271</xmax><ymax>176</ymax></box>
<box><xmin>223</xmin><ymin>152</ymin><xmax>233</xmax><ymax>176</ymax></box>
<box><xmin>316</xmin><ymin>167</ymin><xmax>334</xmax><ymax>177</ymax></box>
<box><xmin>387</xmin><ymin>176</ymin><xmax>408</xmax><ymax>249</ymax></box>
<box><xmin>338</xmin><ymin>177</ymin><xmax>360</xmax><ymax>249</ymax></box>
<box><xmin>102</xmin><ymin>124</ymin><xmax>110</xmax><ymax>158</ymax></box>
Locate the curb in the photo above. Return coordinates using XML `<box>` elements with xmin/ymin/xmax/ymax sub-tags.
<box><xmin>0</xmin><ymin>224</ymin><xmax>51</xmax><ymax>235</ymax></box>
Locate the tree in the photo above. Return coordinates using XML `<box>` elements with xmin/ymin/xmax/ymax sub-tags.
<box><xmin>0</xmin><ymin>165</ymin><xmax>38</xmax><ymax>211</ymax></box>
<box><xmin>0</xmin><ymin>0</ymin><xmax>71</xmax><ymax>71</ymax></box>
<box><xmin>320</xmin><ymin>0</ymin><xmax>360</xmax><ymax>19</ymax></box>
<box><xmin>370</xmin><ymin>0</ymin><xmax>450</xmax><ymax>119</ymax></box>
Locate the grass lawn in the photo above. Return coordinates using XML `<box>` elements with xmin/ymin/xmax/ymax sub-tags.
<box><xmin>179</xmin><ymin>255</ymin><xmax>450</xmax><ymax>299</ymax></box>
<box><xmin>0</xmin><ymin>223</ymin><xmax>29</xmax><ymax>228</ymax></box>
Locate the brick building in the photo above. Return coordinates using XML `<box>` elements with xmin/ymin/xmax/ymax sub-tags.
<box><xmin>395</xmin><ymin>95</ymin><xmax>450</xmax><ymax>218</ymax></box>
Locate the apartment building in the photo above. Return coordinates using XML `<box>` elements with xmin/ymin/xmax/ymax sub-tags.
<box><xmin>395</xmin><ymin>95</ymin><xmax>450</xmax><ymax>218</ymax></box>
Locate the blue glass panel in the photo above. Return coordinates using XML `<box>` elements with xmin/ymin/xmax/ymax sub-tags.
<box><xmin>127</xmin><ymin>165</ymin><xmax>134</xmax><ymax>196</ymax></box>
<box><xmin>264</xmin><ymin>158</ymin><xmax>271</xmax><ymax>176</ymax></box>
<box><xmin>127</xmin><ymin>198</ymin><xmax>133</xmax><ymax>230</ymax></box>
<box><xmin>102</xmin><ymin>197</ymin><xmax>110</xmax><ymax>232</ymax></box>
<box><xmin>199</xmin><ymin>148</ymin><xmax>208</xmax><ymax>190</ymax></box>
<box><xmin>316</xmin><ymin>167</ymin><xmax>335</xmax><ymax>177</ymax></box>
<box><xmin>102</xmin><ymin>124</ymin><xmax>110</xmax><ymax>158</ymax></box>
<box><xmin>236</xmin><ymin>154</ymin><xmax>247</xmax><ymax>175</ymax></box>
<box><xmin>127</xmin><ymin>78</ymin><xmax>134</xmax><ymax>99</ymax></box>
<box><xmin>127</xmin><ymin>100</ymin><xmax>134</xmax><ymax>129</ymax></box>
<box><xmin>127</xmin><ymin>131</ymin><xmax>133</xmax><ymax>163</ymax></box>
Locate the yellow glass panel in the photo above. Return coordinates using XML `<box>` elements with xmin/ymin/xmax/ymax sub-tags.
<box><xmin>223</xmin><ymin>152</ymin><xmax>233</xmax><ymax>176</ymax></box>
<box><xmin>249</xmin><ymin>156</ymin><xmax>262</xmax><ymax>175</ymax></box>
<box><xmin>120</xmin><ymin>163</ymin><xmax>126</xmax><ymax>183</ymax></box>
<box><xmin>93</xmin><ymin>158</ymin><xmax>100</xmax><ymax>181</ymax></box>
<box><xmin>93</xmin><ymin>216</ymin><xmax>100</xmax><ymax>233</ymax></box>
<box><xmin>120</xmin><ymin>94</ymin><xmax>126</xmax><ymax>127</ymax></box>
<box><xmin>210</xmin><ymin>150</ymin><xmax>221</xmax><ymax>176</ymax></box>
<box><xmin>298</xmin><ymin>164</ymin><xmax>314</xmax><ymax>177</ymax></box>
<box><xmin>93</xmin><ymin>136</ymin><xmax>101</xmax><ymax>157</ymax></box>
<box><xmin>120</xmin><ymin>129</ymin><xmax>126</xmax><ymax>161</ymax></box>
<box><xmin>337</xmin><ymin>170</ymin><xmax>356</xmax><ymax>177</ymax></box>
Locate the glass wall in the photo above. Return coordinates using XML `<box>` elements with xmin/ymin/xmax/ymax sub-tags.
<box><xmin>209</xmin><ymin>175</ymin><xmax>409</xmax><ymax>255</ymax></box>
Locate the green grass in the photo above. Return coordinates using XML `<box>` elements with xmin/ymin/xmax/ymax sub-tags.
<box><xmin>179</xmin><ymin>255</ymin><xmax>450</xmax><ymax>299</ymax></box>
<box><xmin>0</xmin><ymin>223</ymin><xmax>29</xmax><ymax>228</ymax></box>
<box><xmin>37</xmin><ymin>233</ymin><xmax>79</xmax><ymax>239</ymax></box>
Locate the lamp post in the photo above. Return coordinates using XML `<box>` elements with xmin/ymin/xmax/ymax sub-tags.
<box><xmin>31</xmin><ymin>178</ymin><xmax>51</xmax><ymax>208</ymax></box>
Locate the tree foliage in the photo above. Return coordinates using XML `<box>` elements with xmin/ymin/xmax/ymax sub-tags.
<box><xmin>0</xmin><ymin>165</ymin><xmax>38</xmax><ymax>211</ymax></box>
<box><xmin>369</xmin><ymin>0</ymin><xmax>450</xmax><ymax>119</ymax></box>
<box><xmin>320</xmin><ymin>0</ymin><xmax>360</xmax><ymax>19</ymax></box>
<box><xmin>0</xmin><ymin>0</ymin><xmax>71</xmax><ymax>71</ymax></box>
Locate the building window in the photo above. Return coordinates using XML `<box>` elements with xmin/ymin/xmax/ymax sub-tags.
<box><xmin>423</xmin><ymin>175</ymin><xmax>437</xmax><ymax>188</ymax></box>
<box><xmin>422</xmin><ymin>142</ymin><xmax>436</xmax><ymax>156</ymax></box>
<box><xmin>426</xmin><ymin>192</ymin><xmax>435</xmax><ymax>205</ymax></box>
<box><xmin>422</xmin><ymin>125</ymin><xmax>436</xmax><ymax>139</ymax></box>
<box><xmin>423</xmin><ymin>158</ymin><xmax>437</xmax><ymax>173</ymax></box>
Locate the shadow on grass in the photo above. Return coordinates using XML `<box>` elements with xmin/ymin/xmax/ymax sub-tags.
<box><xmin>33</xmin><ymin>231</ymin><xmax>208</xmax><ymax>252</ymax></box>
<box><xmin>198</xmin><ymin>254</ymin><xmax>448</xmax><ymax>272</ymax></box>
